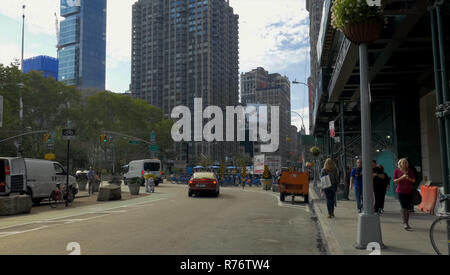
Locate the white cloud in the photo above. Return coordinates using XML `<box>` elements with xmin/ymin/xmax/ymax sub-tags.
<box><xmin>106</xmin><ymin>0</ymin><xmax>136</xmax><ymax>68</ymax></box>
<box><xmin>0</xmin><ymin>42</ymin><xmax>39</xmax><ymax>66</ymax></box>
<box><xmin>229</xmin><ymin>0</ymin><xmax>309</xmax><ymax>73</ymax></box>
<box><xmin>0</xmin><ymin>0</ymin><xmax>310</xmax><ymax>94</ymax></box>
<box><xmin>0</xmin><ymin>1</ymin><xmax>59</xmax><ymax>36</ymax></box>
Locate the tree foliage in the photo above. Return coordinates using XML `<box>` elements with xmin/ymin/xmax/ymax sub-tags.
<box><xmin>0</xmin><ymin>63</ymin><xmax>174</xmax><ymax>173</ymax></box>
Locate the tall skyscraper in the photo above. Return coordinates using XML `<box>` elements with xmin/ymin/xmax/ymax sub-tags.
<box><xmin>241</xmin><ymin>67</ymin><xmax>291</xmax><ymax>166</ymax></box>
<box><xmin>131</xmin><ymin>0</ymin><xmax>239</xmax><ymax>164</ymax></box>
<box><xmin>58</xmin><ymin>0</ymin><xmax>106</xmax><ymax>91</ymax></box>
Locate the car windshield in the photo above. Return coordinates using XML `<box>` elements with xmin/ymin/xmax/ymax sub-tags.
<box><xmin>144</xmin><ymin>162</ymin><xmax>160</xmax><ymax>171</ymax></box>
<box><xmin>193</xmin><ymin>173</ymin><xmax>215</xmax><ymax>180</ymax></box>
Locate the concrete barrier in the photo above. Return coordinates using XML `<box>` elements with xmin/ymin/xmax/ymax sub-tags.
<box><xmin>0</xmin><ymin>195</ymin><xmax>32</xmax><ymax>216</ymax></box>
<box><xmin>97</xmin><ymin>184</ymin><xmax>122</xmax><ymax>201</ymax></box>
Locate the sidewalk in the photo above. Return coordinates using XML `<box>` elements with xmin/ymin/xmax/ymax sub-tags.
<box><xmin>310</xmin><ymin>184</ymin><xmax>438</xmax><ymax>255</ymax></box>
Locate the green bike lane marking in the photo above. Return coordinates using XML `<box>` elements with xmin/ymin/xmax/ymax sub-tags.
<box><xmin>0</xmin><ymin>192</ymin><xmax>171</xmax><ymax>231</ymax></box>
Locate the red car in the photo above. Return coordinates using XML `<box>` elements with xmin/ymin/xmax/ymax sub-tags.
<box><xmin>188</xmin><ymin>172</ymin><xmax>220</xmax><ymax>197</ymax></box>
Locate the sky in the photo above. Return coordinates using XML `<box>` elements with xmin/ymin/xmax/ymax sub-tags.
<box><xmin>0</xmin><ymin>0</ymin><xmax>311</xmax><ymax>133</ymax></box>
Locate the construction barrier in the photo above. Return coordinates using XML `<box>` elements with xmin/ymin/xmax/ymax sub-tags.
<box><xmin>418</xmin><ymin>185</ymin><xmax>439</xmax><ymax>215</ymax></box>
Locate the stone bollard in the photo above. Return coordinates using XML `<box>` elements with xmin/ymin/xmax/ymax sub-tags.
<box><xmin>0</xmin><ymin>195</ymin><xmax>32</xmax><ymax>216</ymax></box>
<box><xmin>108</xmin><ymin>176</ymin><xmax>123</xmax><ymax>187</ymax></box>
<box><xmin>97</xmin><ymin>184</ymin><xmax>122</xmax><ymax>201</ymax></box>
<box><xmin>77</xmin><ymin>181</ymin><xmax>87</xmax><ymax>191</ymax></box>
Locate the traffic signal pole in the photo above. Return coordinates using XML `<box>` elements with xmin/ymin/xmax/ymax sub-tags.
<box><xmin>430</xmin><ymin>1</ymin><xmax>450</xmax><ymax>255</ymax></box>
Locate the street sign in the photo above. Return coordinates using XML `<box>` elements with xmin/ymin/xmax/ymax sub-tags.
<box><xmin>129</xmin><ymin>140</ymin><xmax>140</xmax><ymax>145</ymax></box>
<box><xmin>62</xmin><ymin>129</ymin><xmax>76</xmax><ymax>140</ymax></box>
<box><xmin>149</xmin><ymin>144</ymin><xmax>159</xmax><ymax>152</ymax></box>
<box><xmin>44</xmin><ymin>153</ymin><xmax>56</xmax><ymax>160</ymax></box>
<box><xmin>329</xmin><ymin>121</ymin><xmax>335</xmax><ymax>137</ymax></box>
<box><xmin>150</xmin><ymin>131</ymin><xmax>156</xmax><ymax>142</ymax></box>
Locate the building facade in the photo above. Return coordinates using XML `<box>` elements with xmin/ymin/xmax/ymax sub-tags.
<box><xmin>23</xmin><ymin>56</ymin><xmax>59</xmax><ymax>80</ymax></box>
<box><xmin>58</xmin><ymin>0</ymin><xmax>106</xmax><ymax>91</ymax></box>
<box><xmin>240</xmin><ymin>67</ymin><xmax>291</xmax><ymax>166</ymax></box>
<box><xmin>131</xmin><ymin>0</ymin><xmax>239</xmax><ymax>164</ymax></box>
<box><xmin>307</xmin><ymin>0</ymin><xmax>450</xmax><ymax>197</ymax></box>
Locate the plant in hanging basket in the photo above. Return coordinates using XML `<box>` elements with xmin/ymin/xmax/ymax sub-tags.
<box><xmin>331</xmin><ymin>0</ymin><xmax>386</xmax><ymax>44</ymax></box>
<box><xmin>310</xmin><ymin>146</ymin><xmax>321</xmax><ymax>157</ymax></box>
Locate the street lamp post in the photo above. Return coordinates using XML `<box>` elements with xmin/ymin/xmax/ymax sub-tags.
<box><xmin>18</xmin><ymin>5</ymin><xmax>26</xmax><ymax>157</ymax></box>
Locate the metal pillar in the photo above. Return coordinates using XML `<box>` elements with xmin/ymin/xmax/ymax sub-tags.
<box><xmin>356</xmin><ymin>43</ymin><xmax>383</xmax><ymax>249</ymax></box>
<box><xmin>431</xmin><ymin>3</ymin><xmax>450</xmax><ymax>254</ymax></box>
<box><xmin>340</xmin><ymin>101</ymin><xmax>347</xmax><ymax>182</ymax></box>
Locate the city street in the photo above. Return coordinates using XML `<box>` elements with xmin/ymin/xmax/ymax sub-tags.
<box><xmin>0</xmin><ymin>183</ymin><xmax>321</xmax><ymax>255</ymax></box>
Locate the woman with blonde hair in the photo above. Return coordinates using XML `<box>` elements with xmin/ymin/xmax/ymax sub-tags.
<box><xmin>320</xmin><ymin>158</ymin><xmax>340</xmax><ymax>218</ymax></box>
<box><xmin>393</xmin><ymin>158</ymin><xmax>416</xmax><ymax>230</ymax></box>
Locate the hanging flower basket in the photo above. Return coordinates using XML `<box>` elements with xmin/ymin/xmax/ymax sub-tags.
<box><xmin>310</xmin><ymin>147</ymin><xmax>321</xmax><ymax>157</ymax></box>
<box><xmin>331</xmin><ymin>0</ymin><xmax>385</xmax><ymax>44</ymax></box>
<box><xmin>343</xmin><ymin>16</ymin><xmax>384</xmax><ymax>44</ymax></box>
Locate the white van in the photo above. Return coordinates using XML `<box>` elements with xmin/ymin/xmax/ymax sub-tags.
<box><xmin>24</xmin><ymin>159</ymin><xmax>78</xmax><ymax>205</ymax></box>
<box><xmin>124</xmin><ymin>159</ymin><xmax>162</xmax><ymax>186</ymax></box>
<box><xmin>0</xmin><ymin>157</ymin><xmax>27</xmax><ymax>196</ymax></box>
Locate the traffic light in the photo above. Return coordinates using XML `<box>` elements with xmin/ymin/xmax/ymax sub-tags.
<box><xmin>100</xmin><ymin>134</ymin><xmax>107</xmax><ymax>143</ymax></box>
<box><xmin>43</xmin><ymin>133</ymin><xmax>51</xmax><ymax>143</ymax></box>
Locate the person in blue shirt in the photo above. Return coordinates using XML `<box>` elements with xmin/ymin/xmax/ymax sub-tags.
<box><xmin>350</xmin><ymin>159</ymin><xmax>363</xmax><ymax>213</ymax></box>
<box><xmin>87</xmin><ymin>167</ymin><xmax>96</xmax><ymax>196</ymax></box>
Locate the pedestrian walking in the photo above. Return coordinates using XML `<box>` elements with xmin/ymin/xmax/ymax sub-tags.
<box><xmin>372</xmin><ymin>160</ymin><xmax>386</xmax><ymax>215</ymax></box>
<box><xmin>393</xmin><ymin>158</ymin><xmax>416</xmax><ymax>231</ymax></box>
<box><xmin>378</xmin><ymin>164</ymin><xmax>390</xmax><ymax>213</ymax></box>
<box><xmin>343</xmin><ymin>166</ymin><xmax>351</xmax><ymax>200</ymax></box>
<box><xmin>145</xmin><ymin>170</ymin><xmax>155</xmax><ymax>193</ymax></box>
<box><xmin>350</xmin><ymin>159</ymin><xmax>363</xmax><ymax>213</ymax></box>
<box><xmin>320</xmin><ymin>158</ymin><xmax>339</xmax><ymax>218</ymax></box>
<box><xmin>408</xmin><ymin>165</ymin><xmax>420</xmax><ymax>212</ymax></box>
<box><xmin>87</xmin><ymin>167</ymin><xmax>96</xmax><ymax>196</ymax></box>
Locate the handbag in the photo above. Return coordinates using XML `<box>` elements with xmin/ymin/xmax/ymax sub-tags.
<box><xmin>412</xmin><ymin>189</ymin><xmax>422</xmax><ymax>206</ymax></box>
<box><xmin>319</xmin><ymin>175</ymin><xmax>332</xmax><ymax>189</ymax></box>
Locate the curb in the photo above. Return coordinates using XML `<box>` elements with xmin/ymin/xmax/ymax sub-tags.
<box><xmin>309</xmin><ymin>184</ymin><xmax>344</xmax><ymax>255</ymax></box>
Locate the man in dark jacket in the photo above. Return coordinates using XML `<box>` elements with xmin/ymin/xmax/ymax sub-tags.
<box><xmin>372</xmin><ymin>160</ymin><xmax>386</xmax><ymax>215</ymax></box>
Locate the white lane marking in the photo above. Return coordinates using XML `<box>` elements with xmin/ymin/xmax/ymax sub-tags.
<box><xmin>222</xmin><ymin>187</ymin><xmax>310</xmax><ymax>212</ymax></box>
<box><xmin>0</xmin><ymin>226</ymin><xmax>49</xmax><ymax>238</ymax></box>
<box><xmin>0</xmin><ymin>197</ymin><xmax>166</xmax><ymax>238</ymax></box>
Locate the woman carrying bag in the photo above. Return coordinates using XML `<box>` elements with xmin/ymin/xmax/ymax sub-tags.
<box><xmin>320</xmin><ymin>158</ymin><xmax>340</xmax><ymax>219</ymax></box>
<box><xmin>393</xmin><ymin>158</ymin><xmax>416</xmax><ymax>231</ymax></box>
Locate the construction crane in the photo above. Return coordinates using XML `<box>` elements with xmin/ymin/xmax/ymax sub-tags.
<box><xmin>54</xmin><ymin>12</ymin><xmax>62</xmax><ymax>51</ymax></box>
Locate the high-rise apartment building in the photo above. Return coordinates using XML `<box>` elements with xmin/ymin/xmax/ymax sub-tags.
<box><xmin>23</xmin><ymin>56</ymin><xmax>59</xmax><ymax>80</ymax></box>
<box><xmin>240</xmin><ymin>67</ymin><xmax>291</xmax><ymax>166</ymax></box>
<box><xmin>58</xmin><ymin>0</ymin><xmax>107</xmax><ymax>91</ymax></box>
<box><xmin>131</xmin><ymin>0</ymin><xmax>239</xmax><ymax>164</ymax></box>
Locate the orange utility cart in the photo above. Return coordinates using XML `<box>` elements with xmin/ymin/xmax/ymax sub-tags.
<box><xmin>279</xmin><ymin>171</ymin><xmax>309</xmax><ymax>204</ymax></box>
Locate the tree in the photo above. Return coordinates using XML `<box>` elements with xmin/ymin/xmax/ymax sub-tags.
<box><xmin>0</xmin><ymin>64</ymin><xmax>174</xmax><ymax>173</ymax></box>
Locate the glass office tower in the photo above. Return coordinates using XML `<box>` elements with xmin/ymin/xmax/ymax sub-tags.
<box><xmin>58</xmin><ymin>0</ymin><xmax>106</xmax><ymax>91</ymax></box>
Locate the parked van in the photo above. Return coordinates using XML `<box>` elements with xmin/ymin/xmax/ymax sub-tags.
<box><xmin>124</xmin><ymin>159</ymin><xmax>162</xmax><ymax>186</ymax></box>
<box><xmin>24</xmin><ymin>159</ymin><xmax>78</xmax><ymax>205</ymax></box>
<box><xmin>0</xmin><ymin>157</ymin><xmax>27</xmax><ymax>196</ymax></box>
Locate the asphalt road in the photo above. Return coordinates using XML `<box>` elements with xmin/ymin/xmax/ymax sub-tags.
<box><xmin>0</xmin><ymin>184</ymin><xmax>320</xmax><ymax>255</ymax></box>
